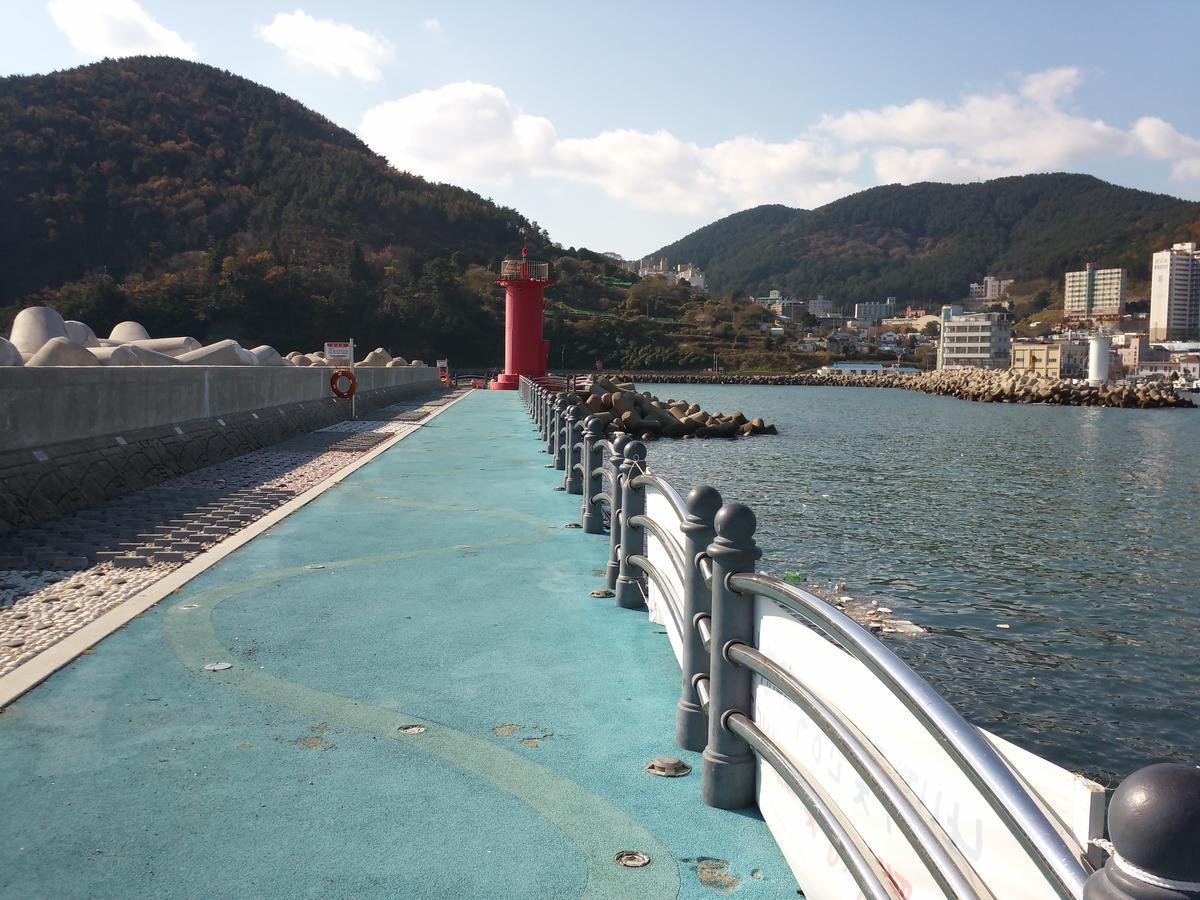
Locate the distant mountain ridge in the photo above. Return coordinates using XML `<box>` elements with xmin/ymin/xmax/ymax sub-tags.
<box><xmin>648</xmin><ymin>175</ymin><xmax>1200</xmax><ymax>303</ymax></box>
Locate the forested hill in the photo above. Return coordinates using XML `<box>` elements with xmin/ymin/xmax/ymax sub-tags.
<box><xmin>0</xmin><ymin>57</ymin><xmax>556</xmax><ymax>360</ymax></box>
<box><xmin>649</xmin><ymin>175</ymin><xmax>1200</xmax><ymax>302</ymax></box>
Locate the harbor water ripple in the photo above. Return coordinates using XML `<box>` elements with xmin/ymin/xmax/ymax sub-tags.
<box><xmin>640</xmin><ymin>384</ymin><xmax>1200</xmax><ymax>783</ymax></box>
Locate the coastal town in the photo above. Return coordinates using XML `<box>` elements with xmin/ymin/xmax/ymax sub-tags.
<box><xmin>627</xmin><ymin>242</ymin><xmax>1200</xmax><ymax>392</ymax></box>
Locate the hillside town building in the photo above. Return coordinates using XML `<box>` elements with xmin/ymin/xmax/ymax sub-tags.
<box><xmin>1064</xmin><ymin>264</ymin><xmax>1126</xmax><ymax>321</ymax></box>
<box><xmin>937</xmin><ymin>305</ymin><xmax>1012</xmax><ymax>369</ymax></box>
<box><xmin>1011</xmin><ymin>340</ymin><xmax>1089</xmax><ymax>379</ymax></box>
<box><xmin>969</xmin><ymin>276</ymin><xmax>1013</xmax><ymax>303</ymax></box>
<box><xmin>1149</xmin><ymin>242</ymin><xmax>1200</xmax><ymax>341</ymax></box>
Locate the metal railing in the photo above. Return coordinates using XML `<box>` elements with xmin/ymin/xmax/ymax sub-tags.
<box><xmin>517</xmin><ymin>377</ymin><xmax>1192</xmax><ymax>900</ymax></box>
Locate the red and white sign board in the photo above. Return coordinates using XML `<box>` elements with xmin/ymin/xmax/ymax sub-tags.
<box><xmin>324</xmin><ymin>341</ymin><xmax>353</xmax><ymax>363</ymax></box>
<box><xmin>752</xmin><ymin>597</ymin><xmax>1104</xmax><ymax>899</ymax></box>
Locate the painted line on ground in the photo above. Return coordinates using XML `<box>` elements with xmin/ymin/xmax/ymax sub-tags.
<box><xmin>0</xmin><ymin>389</ymin><xmax>474</xmax><ymax>709</ymax></box>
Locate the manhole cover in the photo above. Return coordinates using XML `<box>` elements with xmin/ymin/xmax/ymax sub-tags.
<box><xmin>398</xmin><ymin>724</ymin><xmax>426</xmax><ymax>735</ymax></box>
<box><xmin>203</xmin><ymin>662</ymin><xmax>233</xmax><ymax>672</ymax></box>
<box><xmin>615</xmin><ymin>850</ymin><xmax>651</xmax><ymax>868</ymax></box>
<box><xmin>645</xmin><ymin>755</ymin><xmax>691</xmax><ymax>777</ymax></box>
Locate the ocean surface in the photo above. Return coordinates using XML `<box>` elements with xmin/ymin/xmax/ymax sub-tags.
<box><xmin>638</xmin><ymin>383</ymin><xmax>1200</xmax><ymax>783</ymax></box>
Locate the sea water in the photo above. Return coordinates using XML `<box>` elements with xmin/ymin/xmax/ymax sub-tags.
<box><xmin>640</xmin><ymin>383</ymin><xmax>1200</xmax><ymax>782</ymax></box>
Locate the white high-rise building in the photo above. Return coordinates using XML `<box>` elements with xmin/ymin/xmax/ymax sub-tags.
<box><xmin>1064</xmin><ymin>264</ymin><xmax>1125</xmax><ymax>321</ymax></box>
<box><xmin>853</xmin><ymin>297</ymin><xmax>896</xmax><ymax>322</ymax></box>
<box><xmin>937</xmin><ymin>305</ymin><xmax>1011</xmax><ymax>370</ymax></box>
<box><xmin>1150</xmin><ymin>243</ymin><xmax>1200</xmax><ymax>341</ymax></box>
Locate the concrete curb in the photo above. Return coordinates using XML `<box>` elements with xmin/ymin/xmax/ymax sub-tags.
<box><xmin>0</xmin><ymin>389</ymin><xmax>474</xmax><ymax>709</ymax></box>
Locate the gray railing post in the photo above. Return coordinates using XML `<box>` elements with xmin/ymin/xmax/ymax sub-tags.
<box><xmin>564</xmin><ymin>404</ymin><xmax>587</xmax><ymax>494</ymax></box>
<box><xmin>540</xmin><ymin>388</ymin><xmax>550</xmax><ymax>442</ymax></box>
<box><xmin>604</xmin><ymin>434</ymin><xmax>631</xmax><ymax>591</ymax></box>
<box><xmin>555</xmin><ymin>393</ymin><xmax>579</xmax><ymax>471</ymax></box>
<box><xmin>677</xmin><ymin>484</ymin><xmax>723</xmax><ymax>752</ymax></box>
<box><xmin>1083</xmin><ymin>763</ymin><xmax>1200</xmax><ymax>900</ymax></box>
<box><xmin>614</xmin><ymin>440</ymin><xmax>647</xmax><ymax>610</ymax></box>
<box><xmin>580</xmin><ymin>418</ymin><xmax>605</xmax><ymax>533</ymax></box>
<box><xmin>701</xmin><ymin>502</ymin><xmax>762</xmax><ymax>810</ymax></box>
<box><xmin>548</xmin><ymin>394</ymin><xmax>563</xmax><ymax>457</ymax></box>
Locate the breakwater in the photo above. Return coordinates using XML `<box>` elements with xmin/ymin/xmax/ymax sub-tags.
<box><xmin>610</xmin><ymin>368</ymin><xmax>1195</xmax><ymax>409</ymax></box>
<box><xmin>575</xmin><ymin>376</ymin><xmax>777</xmax><ymax>439</ymax></box>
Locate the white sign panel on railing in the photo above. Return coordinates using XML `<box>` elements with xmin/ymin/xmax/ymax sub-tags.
<box><xmin>753</xmin><ymin>596</ymin><xmax>1104</xmax><ymax>900</ymax></box>
<box><xmin>324</xmin><ymin>341</ymin><xmax>352</xmax><ymax>363</ymax></box>
<box><xmin>644</xmin><ymin>490</ymin><xmax>685</xmax><ymax>665</ymax></box>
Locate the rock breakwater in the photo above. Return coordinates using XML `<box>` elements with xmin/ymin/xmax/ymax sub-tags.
<box><xmin>574</xmin><ymin>376</ymin><xmax>778</xmax><ymax>440</ymax></box>
<box><xmin>608</xmin><ymin>369</ymin><xmax>1195</xmax><ymax>409</ymax></box>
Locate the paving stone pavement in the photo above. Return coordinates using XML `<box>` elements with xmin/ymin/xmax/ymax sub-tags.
<box><xmin>0</xmin><ymin>390</ymin><xmax>467</xmax><ymax>677</ymax></box>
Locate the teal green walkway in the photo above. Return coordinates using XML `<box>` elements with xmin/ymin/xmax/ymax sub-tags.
<box><xmin>0</xmin><ymin>391</ymin><xmax>796</xmax><ymax>899</ymax></box>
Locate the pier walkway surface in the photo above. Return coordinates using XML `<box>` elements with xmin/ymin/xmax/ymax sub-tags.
<box><xmin>0</xmin><ymin>390</ymin><xmax>796</xmax><ymax>899</ymax></box>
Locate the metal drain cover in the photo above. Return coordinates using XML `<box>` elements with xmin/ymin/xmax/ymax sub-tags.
<box><xmin>398</xmin><ymin>724</ymin><xmax>426</xmax><ymax>735</ymax></box>
<box><xmin>615</xmin><ymin>850</ymin><xmax>651</xmax><ymax>868</ymax></box>
<box><xmin>645</xmin><ymin>755</ymin><xmax>692</xmax><ymax>777</ymax></box>
<box><xmin>203</xmin><ymin>662</ymin><xmax>233</xmax><ymax>672</ymax></box>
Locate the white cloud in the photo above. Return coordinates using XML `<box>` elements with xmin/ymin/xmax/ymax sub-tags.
<box><xmin>257</xmin><ymin>10</ymin><xmax>393</xmax><ymax>82</ymax></box>
<box><xmin>420</xmin><ymin>19</ymin><xmax>441</xmax><ymax>33</ymax></box>
<box><xmin>359</xmin><ymin>69</ymin><xmax>1200</xmax><ymax>225</ymax></box>
<box><xmin>818</xmin><ymin>67</ymin><xmax>1133</xmax><ymax>182</ymax></box>
<box><xmin>360</xmin><ymin>82</ymin><xmax>861</xmax><ymax>216</ymax></box>
<box><xmin>46</xmin><ymin>0</ymin><xmax>197</xmax><ymax>60</ymax></box>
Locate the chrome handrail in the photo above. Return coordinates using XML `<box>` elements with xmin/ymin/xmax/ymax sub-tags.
<box><xmin>725</xmin><ymin>711</ymin><xmax>905</xmax><ymax>900</ymax></box>
<box><xmin>630</xmin><ymin>472</ymin><xmax>687</xmax><ymax>523</ymax></box>
<box><xmin>628</xmin><ymin>513</ymin><xmax>687</xmax><ymax>584</ymax></box>
<box><xmin>727</xmin><ymin>572</ymin><xmax>1088</xmax><ymax>900</ymax></box>
<box><xmin>627</xmin><ymin>554</ymin><xmax>684</xmax><ymax>637</ymax></box>
<box><xmin>726</xmin><ymin>642</ymin><xmax>991</xmax><ymax>900</ymax></box>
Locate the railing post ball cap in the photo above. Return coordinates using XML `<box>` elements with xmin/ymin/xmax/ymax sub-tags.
<box><xmin>584</xmin><ymin>416</ymin><xmax>604</xmax><ymax>436</ymax></box>
<box><xmin>623</xmin><ymin>440</ymin><xmax>647</xmax><ymax>463</ymax></box>
<box><xmin>1086</xmin><ymin>763</ymin><xmax>1200</xmax><ymax>899</ymax></box>
<box><xmin>685</xmin><ymin>485</ymin><xmax>723</xmax><ymax>522</ymax></box>
<box><xmin>570</xmin><ymin>403</ymin><xmax>589</xmax><ymax>421</ymax></box>
<box><xmin>611</xmin><ymin>433</ymin><xmax>631</xmax><ymax>454</ymax></box>
<box><xmin>709</xmin><ymin>503</ymin><xmax>763</xmax><ymax>567</ymax></box>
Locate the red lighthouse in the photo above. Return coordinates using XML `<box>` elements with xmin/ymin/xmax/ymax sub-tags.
<box><xmin>489</xmin><ymin>247</ymin><xmax>555</xmax><ymax>390</ymax></box>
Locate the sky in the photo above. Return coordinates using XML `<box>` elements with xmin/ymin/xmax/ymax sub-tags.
<box><xmin>3</xmin><ymin>0</ymin><xmax>1200</xmax><ymax>258</ymax></box>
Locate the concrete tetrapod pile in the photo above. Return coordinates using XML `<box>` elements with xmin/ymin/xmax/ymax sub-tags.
<box><xmin>615</xmin><ymin>369</ymin><xmax>1196</xmax><ymax>409</ymax></box>
<box><xmin>1</xmin><ymin>306</ymin><xmax>427</xmax><ymax>369</ymax></box>
<box><xmin>574</xmin><ymin>375</ymin><xmax>777</xmax><ymax>440</ymax></box>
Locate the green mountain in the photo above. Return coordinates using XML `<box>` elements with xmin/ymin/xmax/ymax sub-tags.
<box><xmin>0</xmin><ymin>56</ymin><xmax>559</xmax><ymax>362</ymax></box>
<box><xmin>648</xmin><ymin>175</ymin><xmax>1200</xmax><ymax>305</ymax></box>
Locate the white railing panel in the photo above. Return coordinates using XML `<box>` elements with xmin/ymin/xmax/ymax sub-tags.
<box><xmin>645</xmin><ymin>490</ymin><xmax>685</xmax><ymax>666</ymax></box>
<box><xmin>752</xmin><ymin>594</ymin><xmax>1103</xmax><ymax>900</ymax></box>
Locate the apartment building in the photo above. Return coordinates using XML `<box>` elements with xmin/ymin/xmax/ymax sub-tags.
<box><xmin>1064</xmin><ymin>264</ymin><xmax>1126</xmax><ymax>321</ymax></box>
<box><xmin>1011</xmin><ymin>341</ymin><xmax>1089</xmax><ymax>379</ymax></box>
<box><xmin>937</xmin><ymin>305</ymin><xmax>1012</xmax><ymax>369</ymax></box>
<box><xmin>853</xmin><ymin>297</ymin><xmax>897</xmax><ymax>322</ymax></box>
<box><xmin>968</xmin><ymin>276</ymin><xmax>1013</xmax><ymax>303</ymax></box>
<box><xmin>1149</xmin><ymin>242</ymin><xmax>1200</xmax><ymax>341</ymax></box>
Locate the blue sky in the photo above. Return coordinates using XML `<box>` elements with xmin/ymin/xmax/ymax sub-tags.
<box><xmin>4</xmin><ymin>1</ymin><xmax>1200</xmax><ymax>258</ymax></box>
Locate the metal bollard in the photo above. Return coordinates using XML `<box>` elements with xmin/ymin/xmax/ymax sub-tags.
<box><xmin>701</xmin><ymin>502</ymin><xmax>762</xmax><ymax>810</ymax></box>
<box><xmin>580</xmin><ymin>418</ymin><xmax>606</xmax><ymax>534</ymax></box>
<box><xmin>677</xmin><ymin>484</ymin><xmax>723</xmax><ymax>752</ymax></box>
<box><xmin>614</xmin><ymin>440</ymin><xmax>647</xmax><ymax>610</ymax></box>
<box><xmin>1084</xmin><ymin>763</ymin><xmax>1200</xmax><ymax>899</ymax></box>
<box><xmin>564</xmin><ymin>404</ymin><xmax>587</xmax><ymax>494</ymax></box>
<box><xmin>604</xmin><ymin>434</ymin><xmax>631</xmax><ymax>591</ymax></box>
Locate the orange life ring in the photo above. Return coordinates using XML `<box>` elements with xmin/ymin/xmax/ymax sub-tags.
<box><xmin>330</xmin><ymin>368</ymin><xmax>357</xmax><ymax>399</ymax></box>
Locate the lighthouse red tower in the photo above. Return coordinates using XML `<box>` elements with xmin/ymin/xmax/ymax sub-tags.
<box><xmin>489</xmin><ymin>247</ymin><xmax>555</xmax><ymax>390</ymax></box>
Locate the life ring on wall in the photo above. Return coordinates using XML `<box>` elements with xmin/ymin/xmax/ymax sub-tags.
<box><xmin>330</xmin><ymin>368</ymin><xmax>357</xmax><ymax>399</ymax></box>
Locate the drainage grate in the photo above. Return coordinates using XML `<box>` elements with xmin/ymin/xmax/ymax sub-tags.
<box><xmin>615</xmin><ymin>850</ymin><xmax>651</xmax><ymax>868</ymax></box>
<box><xmin>645</xmin><ymin>755</ymin><xmax>692</xmax><ymax>777</ymax></box>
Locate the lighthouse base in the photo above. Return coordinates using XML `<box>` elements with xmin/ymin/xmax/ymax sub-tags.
<box><xmin>488</xmin><ymin>373</ymin><xmax>520</xmax><ymax>390</ymax></box>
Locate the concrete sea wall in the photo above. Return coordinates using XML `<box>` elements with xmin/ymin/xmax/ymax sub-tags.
<box><xmin>0</xmin><ymin>366</ymin><xmax>440</xmax><ymax>532</ymax></box>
